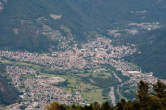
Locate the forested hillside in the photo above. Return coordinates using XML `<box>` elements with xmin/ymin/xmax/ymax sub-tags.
<box><xmin>0</xmin><ymin>0</ymin><xmax>166</xmax><ymax>52</ymax></box>
<box><xmin>124</xmin><ymin>27</ymin><xmax>166</xmax><ymax>79</ymax></box>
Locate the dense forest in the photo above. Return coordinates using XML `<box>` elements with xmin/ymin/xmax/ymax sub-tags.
<box><xmin>46</xmin><ymin>80</ymin><xmax>166</xmax><ymax>110</ymax></box>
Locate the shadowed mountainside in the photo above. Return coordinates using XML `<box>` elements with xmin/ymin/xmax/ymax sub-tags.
<box><xmin>0</xmin><ymin>0</ymin><xmax>166</xmax><ymax>52</ymax></box>
<box><xmin>125</xmin><ymin>26</ymin><xmax>166</xmax><ymax>79</ymax></box>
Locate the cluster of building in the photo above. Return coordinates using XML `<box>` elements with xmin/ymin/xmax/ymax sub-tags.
<box><xmin>6</xmin><ymin>66</ymin><xmax>84</xmax><ymax>110</ymax></box>
<box><xmin>0</xmin><ymin>37</ymin><xmax>136</xmax><ymax>70</ymax></box>
<box><xmin>1</xmin><ymin>37</ymin><xmax>164</xmax><ymax>109</ymax></box>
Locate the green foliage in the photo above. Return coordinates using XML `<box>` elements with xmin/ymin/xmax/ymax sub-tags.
<box><xmin>46</xmin><ymin>80</ymin><xmax>166</xmax><ymax>110</ymax></box>
<box><xmin>0</xmin><ymin>64</ymin><xmax>20</xmax><ymax>105</ymax></box>
<box><xmin>136</xmin><ymin>80</ymin><xmax>150</xmax><ymax>103</ymax></box>
<box><xmin>0</xmin><ymin>0</ymin><xmax>166</xmax><ymax>52</ymax></box>
<box><xmin>0</xmin><ymin>76</ymin><xmax>20</xmax><ymax>105</ymax></box>
<box><xmin>124</xmin><ymin>27</ymin><xmax>166</xmax><ymax>79</ymax></box>
<box><xmin>153</xmin><ymin>80</ymin><xmax>166</xmax><ymax>99</ymax></box>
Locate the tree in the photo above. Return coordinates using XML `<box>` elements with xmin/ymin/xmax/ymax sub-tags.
<box><xmin>46</xmin><ymin>101</ymin><xmax>66</xmax><ymax>110</ymax></box>
<box><xmin>149</xmin><ymin>96</ymin><xmax>162</xmax><ymax>110</ymax></box>
<box><xmin>117</xmin><ymin>99</ymin><xmax>126</xmax><ymax>110</ymax></box>
<box><xmin>101</xmin><ymin>101</ymin><xmax>113</xmax><ymax>110</ymax></box>
<box><xmin>153</xmin><ymin>80</ymin><xmax>166</xmax><ymax>98</ymax></box>
<box><xmin>136</xmin><ymin>80</ymin><xmax>151</xmax><ymax>109</ymax></box>
<box><xmin>153</xmin><ymin>80</ymin><xmax>166</xmax><ymax>107</ymax></box>
<box><xmin>91</xmin><ymin>102</ymin><xmax>100</xmax><ymax>110</ymax></box>
<box><xmin>136</xmin><ymin>80</ymin><xmax>150</xmax><ymax>102</ymax></box>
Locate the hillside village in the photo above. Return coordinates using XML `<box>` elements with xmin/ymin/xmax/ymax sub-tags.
<box><xmin>0</xmin><ymin>37</ymin><xmax>164</xmax><ymax>110</ymax></box>
<box><xmin>0</xmin><ymin>37</ymin><xmax>136</xmax><ymax>69</ymax></box>
<box><xmin>6</xmin><ymin>66</ymin><xmax>84</xmax><ymax>110</ymax></box>
<box><xmin>0</xmin><ymin>0</ymin><xmax>166</xmax><ymax>109</ymax></box>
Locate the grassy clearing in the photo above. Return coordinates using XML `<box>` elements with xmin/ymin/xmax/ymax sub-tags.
<box><xmin>0</xmin><ymin>59</ymin><xmax>41</xmax><ymax>70</ymax></box>
<box><xmin>22</xmin><ymin>74</ymin><xmax>35</xmax><ymax>79</ymax></box>
<box><xmin>63</xmin><ymin>75</ymin><xmax>106</xmax><ymax>103</ymax></box>
<box><xmin>82</xmin><ymin>88</ymin><xmax>105</xmax><ymax>103</ymax></box>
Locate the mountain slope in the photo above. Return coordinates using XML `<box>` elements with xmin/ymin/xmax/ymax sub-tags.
<box><xmin>0</xmin><ymin>0</ymin><xmax>166</xmax><ymax>52</ymax></box>
<box><xmin>0</xmin><ymin>63</ymin><xmax>19</xmax><ymax>105</ymax></box>
<box><xmin>125</xmin><ymin>27</ymin><xmax>166</xmax><ymax>78</ymax></box>
<box><xmin>1</xmin><ymin>0</ymin><xmax>166</xmax><ymax>108</ymax></box>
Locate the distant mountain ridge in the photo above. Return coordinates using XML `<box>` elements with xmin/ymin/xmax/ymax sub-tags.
<box><xmin>0</xmin><ymin>0</ymin><xmax>166</xmax><ymax>52</ymax></box>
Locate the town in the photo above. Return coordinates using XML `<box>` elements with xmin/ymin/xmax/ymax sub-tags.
<box><xmin>0</xmin><ymin>37</ymin><xmax>164</xmax><ymax>110</ymax></box>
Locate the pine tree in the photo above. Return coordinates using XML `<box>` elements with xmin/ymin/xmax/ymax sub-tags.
<box><xmin>91</xmin><ymin>102</ymin><xmax>101</xmax><ymax>110</ymax></box>
<box><xmin>153</xmin><ymin>80</ymin><xmax>166</xmax><ymax>107</ymax></box>
<box><xmin>136</xmin><ymin>80</ymin><xmax>150</xmax><ymax>109</ymax></box>
<box><xmin>101</xmin><ymin>101</ymin><xmax>113</xmax><ymax>110</ymax></box>
<box><xmin>136</xmin><ymin>80</ymin><xmax>150</xmax><ymax>102</ymax></box>
<box><xmin>117</xmin><ymin>99</ymin><xmax>126</xmax><ymax>110</ymax></box>
<box><xmin>153</xmin><ymin>80</ymin><xmax>166</xmax><ymax>98</ymax></box>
